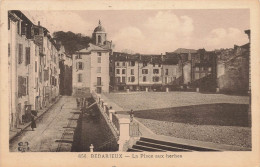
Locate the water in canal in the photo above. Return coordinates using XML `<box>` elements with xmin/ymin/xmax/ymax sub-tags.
<box><xmin>72</xmin><ymin>98</ymin><xmax>118</xmax><ymax>152</ymax></box>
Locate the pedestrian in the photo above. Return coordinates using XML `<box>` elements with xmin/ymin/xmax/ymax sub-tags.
<box><xmin>31</xmin><ymin>112</ymin><xmax>37</xmax><ymax>131</ymax></box>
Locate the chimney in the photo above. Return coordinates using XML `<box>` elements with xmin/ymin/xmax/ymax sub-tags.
<box><xmin>38</xmin><ymin>21</ymin><xmax>40</xmax><ymax>26</ymax></box>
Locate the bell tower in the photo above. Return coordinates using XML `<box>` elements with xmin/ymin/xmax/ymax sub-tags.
<box><xmin>92</xmin><ymin>20</ymin><xmax>107</xmax><ymax>46</ymax></box>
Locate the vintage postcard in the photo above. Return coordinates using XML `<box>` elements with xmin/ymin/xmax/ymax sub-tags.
<box><xmin>0</xmin><ymin>0</ymin><xmax>260</xmax><ymax>167</ymax></box>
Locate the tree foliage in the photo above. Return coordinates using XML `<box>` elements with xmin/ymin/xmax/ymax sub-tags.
<box><xmin>53</xmin><ymin>31</ymin><xmax>92</xmax><ymax>55</ymax></box>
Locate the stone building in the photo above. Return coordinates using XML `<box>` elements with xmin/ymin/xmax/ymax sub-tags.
<box><xmin>8</xmin><ymin>10</ymin><xmax>60</xmax><ymax>129</ymax></box>
<box><xmin>72</xmin><ymin>21</ymin><xmax>112</xmax><ymax>96</ymax></box>
<box><xmin>58</xmin><ymin>43</ymin><xmax>72</xmax><ymax>96</ymax></box>
<box><xmin>216</xmin><ymin>44</ymin><xmax>249</xmax><ymax>94</ymax></box>
<box><xmin>162</xmin><ymin>55</ymin><xmax>182</xmax><ymax>89</ymax></box>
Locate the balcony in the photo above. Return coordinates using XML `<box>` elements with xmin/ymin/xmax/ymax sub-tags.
<box><xmin>94</xmin><ymin>82</ymin><xmax>104</xmax><ymax>86</ymax></box>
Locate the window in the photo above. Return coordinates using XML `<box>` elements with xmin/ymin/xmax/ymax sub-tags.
<box><xmin>116</xmin><ymin>62</ymin><xmax>120</xmax><ymax>66</ymax></box>
<box><xmin>116</xmin><ymin>77</ymin><xmax>120</xmax><ymax>83</ymax></box>
<box><xmin>17</xmin><ymin>21</ymin><xmax>20</xmax><ymax>34</ymax></box>
<box><xmin>97</xmin><ymin>77</ymin><xmax>101</xmax><ymax>86</ymax></box>
<box><xmin>153</xmin><ymin>63</ymin><xmax>155</xmax><ymax>67</ymax></box>
<box><xmin>142</xmin><ymin>69</ymin><xmax>148</xmax><ymax>74</ymax></box>
<box><xmin>36</xmin><ymin>78</ymin><xmax>38</xmax><ymax>92</ymax></box>
<box><xmin>143</xmin><ymin>76</ymin><xmax>147</xmax><ymax>82</ymax></box>
<box><xmin>122</xmin><ymin>77</ymin><xmax>126</xmax><ymax>83</ymax></box>
<box><xmin>98</xmin><ymin>52</ymin><xmax>102</xmax><ymax>56</ymax></box>
<box><xmin>122</xmin><ymin>62</ymin><xmax>126</xmax><ymax>66</ymax></box>
<box><xmin>76</xmin><ymin>54</ymin><xmax>82</xmax><ymax>59</ymax></box>
<box><xmin>97</xmin><ymin>67</ymin><xmax>101</xmax><ymax>73</ymax></box>
<box><xmin>77</xmin><ymin>62</ymin><xmax>84</xmax><ymax>70</ymax></box>
<box><xmin>35</xmin><ymin>61</ymin><xmax>37</xmax><ymax>72</ymax></box>
<box><xmin>98</xmin><ymin>35</ymin><xmax>101</xmax><ymax>44</ymax></box>
<box><xmin>18</xmin><ymin>44</ymin><xmax>23</xmax><ymax>64</ymax></box>
<box><xmin>122</xmin><ymin>69</ymin><xmax>126</xmax><ymax>74</ymax></box>
<box><xmin>208</xmin><ymin>67</ymin><xmax>212</xmax><ymax>72</ymax></box>
<box><xmin>130</xmin><ymin>61</ymin><xmax>135</xmax><ymax>66</ymax></box>
<box><xmin>34</xmin><ymin>27</ymin><xmax>39</xmax><ymax>35</ymax></box>
<box><xmin>8</xmin><ymin>18</ymin><xmax>10</xmax><ymax>30</ymax></box>
<box><xmin>78</xmin><ymin>74</ymin><xmax>82</xmax><ymax>82</ymax></box>
<box><xmin>131</xmin><ymin>69</ymin><xmax>134</xmax><ymax>75</ymax></box>
<box><xmin>25</xmin><ymin>47</ymin><xmax>30</xmax><ymax>65</ymax></box>
<box><xmin>153</xmin><ymin>76</ymin><xmax>159</xmax><ymax>82</ymax></box>
<box><xmin>21</xmin><ymin>22</ymin><xmax>27</xmax><ymax>36</ymax></box>
<box><xmin>153</xmin><ymin>69</ymin><xmax>159</xmax><ymax>74</ymax></box>
<box><xmin>131</xmin><ymin>76</ymin><xmax>135</xmax><ymax>82</ymax></box>
<box><xmin>165</xmin><ymin>69</ymin><xmax>168</xmax><ymax>75</ymax></box>
<box><xmin>195</xmin><ymin>67</ymin><xmax>199</xmax><ymax>71</ymax></box>
<box><xmin>201</xmin><ymin>67</ymin><xmax>204</xmax><ymax>71</ymax></box>
<box><xmin>8</xmin><ymin>43</ymin><xmax>10</xmax><ymax>57</ymax></box>
<box><xmin>143</xmin><ymin>62</ymin><xmax>147</xmax><ymax>67</ymax></box>
<box><xmin>44</xmin><ymin>69</ymin><xmax>49</xmax><ymax>81</ymax></box>
<box><xmin>18</xmin><ymin>76</ymin><xmax>27</xmax><ymax>97</ymax></box>
<box><xmin>98</xmin><ymin>57</ymin><xmax>101</xmax><ymax>63</ymax></box>
<box><xmin>116</xmin><ymin>69</ymin><xmax>120</xmax><ymax>74</ymax></box>
<box><xmin>159</xmin><ymin>64</ymin><xmax>161</xmax><ymax>67</ymax></box>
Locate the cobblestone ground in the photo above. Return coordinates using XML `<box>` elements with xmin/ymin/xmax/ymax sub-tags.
<box><xmin>9</xmin><ymin>96</ymin><xmax>78</xmax><ymax>152</ymax></box>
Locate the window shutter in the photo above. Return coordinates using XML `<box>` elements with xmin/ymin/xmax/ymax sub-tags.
<box><xmin>22</xmin><ymin>77</ymin><xmax>26</xmax><ymax>96</ymax></box>
<box><xmin>18</xmin><ymin>44</ymin><xmax>22</xmax><ymax>64</ymax></box>
<box><xmin>76</xmin><ymin>62</ymin><xmax>78</xmax><ymax>69</ymax></box>
<box><xmin>26</xmin><ymin>47</ymin><xmax>30</xmax><ymax>65</ymax></box>
<box><xmin>18</xmin><ymin>76</ymin><xmax>23</xmax><ymax>97</ymax></box>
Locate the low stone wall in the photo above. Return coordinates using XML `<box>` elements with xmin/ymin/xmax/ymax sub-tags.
<box><xmin>92</xmin><ymin>91</ymin><xmax>132</xmax><ymax>151</ymax></box>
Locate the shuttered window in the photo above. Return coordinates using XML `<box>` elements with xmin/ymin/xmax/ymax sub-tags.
<box><xmin>18</xmin><ymin>76</ymin><xmax>27</xmax><ymax>97</ymax></box>
<box><xmin>25</xmin><ymin>47</ymin><xmax>30</xmax><ymax>65</ymax></box>
<box><xmin>18</xmin><ymin>44</ymin><xmax>23</xmax><ymax>64</ymax></box>
<box><xmin>44</xmin><ymin>69</ymin><xmax>49</xmax><ymax>81</ymax></box>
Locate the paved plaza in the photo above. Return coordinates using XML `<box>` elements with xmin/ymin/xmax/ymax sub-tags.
<box><xmin>103</xmin><ymin>91</ymin><xmax>249</xmax><ymax>111</ymax></box>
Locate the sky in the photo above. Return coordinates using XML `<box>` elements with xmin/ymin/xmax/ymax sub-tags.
<box><xmin>23</xmin><ymin>9</ymin><xmax>250</xmax><ymax>54</ymax></box>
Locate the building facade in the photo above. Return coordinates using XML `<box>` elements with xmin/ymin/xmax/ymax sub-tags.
<box><xmin>8</xmin><ymin>10</ymin><xmax>61</xmax><ymax>129</ymax></box>
<box><xmin>58</xmin><ymin>43</ymin><xmax>72</xmax><ymax>96</ymax></box>
<box><xmin>72</xmin><ymin>21</ymin><xmax>112</xmax><ymax>96</ymax></box>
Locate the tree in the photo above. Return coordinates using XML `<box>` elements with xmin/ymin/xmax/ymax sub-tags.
<box><xmin>53</xmin><ymin>31</ymin><xmax>91</xmax><ymax>55</ymax></box>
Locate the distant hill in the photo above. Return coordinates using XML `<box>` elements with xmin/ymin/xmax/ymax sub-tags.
<box><xmin>53</xmin><ymin>31</ymin><xmax>92</xmax><ymax>55</ymax></box>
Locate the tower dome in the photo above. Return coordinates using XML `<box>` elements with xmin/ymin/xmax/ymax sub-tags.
<box><xmin>92</xmin><ymin>20</ymin><xmax>107</xmax><ymax>46</ymax></box>
<box><xmin>94</xmin><ymin>20</ymin><xmax>105</xmax><ymax>32</ymax></box>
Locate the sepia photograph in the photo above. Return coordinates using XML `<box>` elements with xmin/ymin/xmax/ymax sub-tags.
<box><xmin>8</xmin><ymin>9</ymin><xmax>251</xmax><ymax>152</ymax></box>
<box><xmin>1</xmin><ymin>0</ymin><xmax>260</xmax><ymax>167</ymax></box>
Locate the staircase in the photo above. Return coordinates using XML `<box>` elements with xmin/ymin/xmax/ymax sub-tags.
<box><xmin>127</xmin><ymin>137</ymin><xmax>218</xmax><ymax>152</ymax></box>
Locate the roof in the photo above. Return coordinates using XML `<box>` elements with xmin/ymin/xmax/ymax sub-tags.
<box><xmin>173</xmin><ymin>48</ymin><xmax>197</xmax><ymax>54</ymax></box>
<box><xmin>76</xmin><ymin>43</ymin><xmax>109</xmax><ymax>53</ymax></box>
<box><xmin>94</xmin><ymin>20</ymin><xmax>105</xmax><ymax>33</ymax></box>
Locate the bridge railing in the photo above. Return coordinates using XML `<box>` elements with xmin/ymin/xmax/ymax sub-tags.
<box><xmin>91</xmin><ymin>90</ymin><xmax>139</xmax><ymax>151</ymax></box>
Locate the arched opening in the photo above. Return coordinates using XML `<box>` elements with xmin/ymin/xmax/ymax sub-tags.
<box><xmin>98</xmin><ymin>35</ymin><xmax>101</xmax><ymax>44</ymax></box>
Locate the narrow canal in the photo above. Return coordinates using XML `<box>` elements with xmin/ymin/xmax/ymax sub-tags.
<box><xmin>72</xmin><ymin>97</ymin><xmax>118</xmax><ymax>152</ymax></box>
